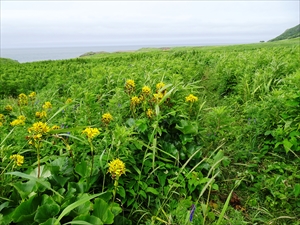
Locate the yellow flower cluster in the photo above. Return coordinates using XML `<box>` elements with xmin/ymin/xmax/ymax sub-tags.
<box><xmin>42</xmin><ymin>101</ymin><xmax>52</xmax><ymax>109</ymax></box>
<box><xmin>65</xmin><ymin>98</ymin><xmax>72</xmax><ymax>104</ymax></box>
<box><xmin>156</xmin><ymin>82</ymin><xmax>165</xmax><ymax>90</ymax></box>
<box><xmin>10</xmin><ymin>115</ymin><xmax>26</xmax><ymax>126</ymax></box>
<box><xmin>10</xmin><ymin>154</ymin><xmax>24</xmax><ymax>166</ymax></box>
<box><xmin>18</xmin><ymin>93</ymin><xmax>28</xmax><ymax>106</ymax></box>
<box><xmin>35</xmin><ymin>111</ymin><xmax>47</xmax><ymax>119</ymax></box>
<box><xmin>51</xmin><ymin>125</ymin><xmax>60</xmax><ymax>130</ymax></box>
<box><xmin>131</xmin><ymin>96</ymin><xmax>141</xmax><ymax>106</ymax></box>
<box><xmin>125</xmin><ymin>79</ymin><xmax>135</xmax><ymax>92</ymax></box>
<box><xmin>102</xmin><ymin>113</ymin><xmax>113</xmax><ymax>124</ymax></box>
<box><xmin>108</xmin><ymin>158</ymin><xmax>126</xmax><ymax>179</ymax></box>
<box><xmin>82</xmin><ymin>127</ymin><xmax>100</xmax><ymax>140</ymax></box>
<box><xmin>185</xmin><ymin>94</ymin><xmax>198</xmax><ymax>103</ymax></box>
<box><xmin>28</xmin><ymin>121</ymin><xmax>50</xmax><ymax>136</ymax></box>
<box><xmin>142</xmin><ymin>86</ymin><xmax>151</xmax><ymax>95</ymax></box>
<box><xmin>153</xmin><ymin>92</ymin><xmax>164</xmax><ymax>102</ymax></box>
<box><xmin>146</xmin><ymin>109</ymin><xmax>154</xmax><ymax>118</ymax></box>
<box><xmin>5</xmin><ymin>105</ymin><xmax>13</xmax><ymax>112</ymax></box>
<box><xmin>28</xmin><ymin>91</ymin><xmax>36</xmax><ymax>100</ymax></box>
<box><xmin>0</xmin><ymin>114</ymin><xmax>5</xmax><ymax>122</ymax></box>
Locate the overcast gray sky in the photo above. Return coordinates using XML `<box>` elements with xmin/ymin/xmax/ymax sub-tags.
<box><xmin>1</xmin><ymin>1</ymin><xmax>299</xmax><ymax>48</ymax></box>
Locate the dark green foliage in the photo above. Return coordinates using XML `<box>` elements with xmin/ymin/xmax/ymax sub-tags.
<box><xmin>269</xmin><ymin>24</ymin><xmax>300</xmax><ymax>42</ymax></box>
<box><xmin>0</xmin><ymin>39</ymin><xmax>299</xmax><ymax>225</ymax></box>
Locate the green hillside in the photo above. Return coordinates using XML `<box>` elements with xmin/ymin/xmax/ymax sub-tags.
<box><xmin>0</xmin><ymin>39</ymin><xmax>299</xmax><ymax>225</ymax></box>
<box><xmin>269</xmin><ymin>24</ymin><xmax>300</xmax><ymax>42</ymax></box>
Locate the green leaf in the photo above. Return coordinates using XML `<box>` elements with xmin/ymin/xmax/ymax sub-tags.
<box><xmin>75</xmin><ymin>161</ymin><xmax>90</xmax><ymax>178</ymax></box>
<box><xmin>71</xmin><ymin>215</ymin><xmax>103</xmax><ymax>225</ymax></box>
<box><xmin>12</xmin><ymin>179</ymin><xmax>36</xmax><ymax>199</ymax></box>
<box><xmin>283</xmin><ymin>139</ymin><xmax>293</xmax><ymax>153</ymax></box>
<box><xmin>109</xmin><ymin>202</ymin><xmax>122</xmax><ymax>216</ymax></box>
<box><xmin>6</xmin><ymin>171</ymin><xmax>63</xmax><ymax>198</ymax></box>
<box><xmin>175</xmin><ymin>120</ymin><xmax>198</xmax><ymax>135</ymax></box>
<box><xmin>146</xmin><ymin>187</ymin><xmax>159</xmax><ymax>195</ymax></box>
<box><xmin>55</xmin><ymin>192</ymin><xmax>107</xmax><ymax>225</ymax></box>
<box><xmin>92</xmin><ymin>198</ymin><xmax>114</xmax><ymax>224</ymax></box>
<box><xmin>12</xmin><ymin>195</ymin><xmax>40</xmax><ymax>223</ymax></box>
<box><xmin>41</xmin><ymin>218</ymin><xmax>60</xmax><ymax>225</ymax></box>
<box><xmin>294</xmin><ymin>184</ymin><xmax>300</xmax><ymax>197</ymax></box>
<box><xmin>34</xmin><ymin>203</ymin><xmax>60</xmax><ymax>223</ymax></box>
<box><xmin>30</xmin><ymin>165</ymin><xmax>52</xmax><ymax>178</ymax></box>
<box><xmin>0</xmin><ymin>202</ymin><xmax>9</xmax><ymax>212</ymax></box>
<box><xmin>117</xmin><ymin>186</ymin><xmax>126</xmax><ymax>198</ymax></box>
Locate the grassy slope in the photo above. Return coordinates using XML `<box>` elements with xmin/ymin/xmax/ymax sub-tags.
<box><xmin>269</xmin><ymin>24</ymin><xmax>300</xmax><ymax>42</ymax></box>
<box><xmin>0</xmin><ymin>38</ymin><xmax>299</xmax><ymax>224</ymax></box>
<box><xmin>83</xmin><ymin>37</ymin><xmax>300</xmax><ymax>59</ymax></box>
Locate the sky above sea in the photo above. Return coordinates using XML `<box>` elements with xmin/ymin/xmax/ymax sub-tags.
<box><xmin>1</xmin><ymin>1</ymin><xmax>299</xmax><ymax>49</ymax></box>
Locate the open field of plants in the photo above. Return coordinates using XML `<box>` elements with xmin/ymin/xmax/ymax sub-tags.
<box><xmin>0</xmin><ymin>38</ymin><xmax>299</xmax><ymax>225</ymax></box>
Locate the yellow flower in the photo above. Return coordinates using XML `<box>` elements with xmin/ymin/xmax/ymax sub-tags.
<box><xmin>28</xmin><ymin>91</ymin><xmax>36</xmax><ymax>100</ymax></box>
<box><xmin>0</xmin><ymin>114</ymin><xmax>5</xmax><ymax>122</ymax></box>
<box><xmin>108</xmin><ymin>158</ymin><xmax>126</xmax><ymax>179</ymax></box>
<box><xmin>10</xmin><ymin>116</ymin><xmax>26</xmax><ymax>126</ymax></box>
<box><xmin>82</xmin><ymin>127</ymin><xmax>100</xmax><ymax>140</ymax></box>
<box><xmin>131</xmin><ymin>96</ymin><xmax>141</xmax><ymax>106</ymax></box>
<box><xmin>18</xmin><ymin>115</ymin><xmax>26</xmax><ymax>121</ymax></box>
<box><xmin>10</xmin><ymin>154</ymin><xmax>24</xmax><ymax>166</ymax></box>
<box><xmin>35</xmin><ymin>111</ymin><xmax>47</xmax><ymax>119</ymax></box>
<box><xmin>185</xmin><ymin>94</ymin><xmax>198</xmax><ymax>103</ymax></box>
<box><xmin>125</xmin><ymin>79</ymin><xmax>135</xmax><ymax>90</ymax></box>
<box><xmin>51</xmin><ymin>125</ymin><xmax>60</xmax><ymax>130</ymax></box>
<box><xmin>139</xmin><ymin>95</ymin><xmax>144</xmax><ymax>102</ymax></box>
<box><xmin>142</xmin><ymin>86</ymin><xmax>151</xmax><ymax>95</ymax></box>
<box><xmin>156</xmin><ymin>82</ymin><xmax>165</xmax><ymax>90</ymax></box>
<box><xmin>153</xmin><ymin>93</ymin><xmax>164</xmax><ymax>102</ymax></box>
<box><xmin>43</xmin><ymin>101</ymin><xmax>52</xmax><ymax>109</ymax></box>
<box><xmin>65</xmin><ymin>98</ymin><xmax>72</xmax><ymax>104</ymax></box>
<box><xmin>18</xmin><ymin>93</ymin><xmax>28</xmax><ymax>106</ymax></box>
<box><xmin>146</xmin><ymin>109</ymin><xmax>154</xmax><ymax>118</ymax></box>
<box><xmin>102</xmin><ymin>113</ymin><xmax>113</xmax><ymax>124</ymax></box>
<box><xmin>33</xmin><ymin>134</ymin><xmax>43</xmax><ymax>140</ymax></box>
<box><xmin>28</xmin><ymin>121</ymin><xmax>50</xmax><ymax>135</ymax></box>
<box><xmin>5</xmin><ymin>105</ymin><xmax>13</xmax><ymax>112</ymax></box>
<box><xmin>0</xmin><ymin>122</ymin><xmax>3</xmax><ymax>127</ymax></box>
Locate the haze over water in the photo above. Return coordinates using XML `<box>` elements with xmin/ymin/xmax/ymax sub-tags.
<box><xmin>0</xmin><ymin>43</ymin><xmax>228</xmax><ymax>63</ymax></box>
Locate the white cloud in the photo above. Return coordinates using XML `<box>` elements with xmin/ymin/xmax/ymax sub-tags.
<box><xmin>1</xmin><ymin>1</ymin><xmax>299</xmax><ymax>48</ymax></box>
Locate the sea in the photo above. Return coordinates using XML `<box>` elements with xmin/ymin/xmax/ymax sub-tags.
<box><xmin>0</xmin><ymin>43</ymin><xmax>210</xmax><ymax>63</ymax></box>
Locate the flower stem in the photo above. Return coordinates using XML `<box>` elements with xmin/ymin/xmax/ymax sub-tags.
<box><xmin>37</xmin><ymin>142</ymin><xmax>40</xmax><ymax>178</ymax></box>
<box><xmin>89</xmin><ymin>140</ymin><xmax>94</xmax><ymax>177</ymax></box>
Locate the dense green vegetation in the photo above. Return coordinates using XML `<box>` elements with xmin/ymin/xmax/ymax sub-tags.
<box><xmin>269</xmin><ymin>24</ymin><xmax>300</xmax><ymax>42</ymax></box>
<box><xmin>0</xmin><ymin>39</ymin><xmax>300</xmax><ymax>225</ymax></box>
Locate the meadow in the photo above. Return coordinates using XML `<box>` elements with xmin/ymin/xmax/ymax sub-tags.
<box><xmin>0</xmin><ymin>38</ymin><xmax>299</xmax><ymax>225</ymax></box>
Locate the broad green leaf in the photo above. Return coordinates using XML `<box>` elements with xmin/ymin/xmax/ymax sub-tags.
<box><xmin>12</xmin><ymin>195</ymin><xmax>40</xmax><ymax>223</ymax></box>
<box><xmin>75</xmin><ymin>161</ymin><xmax>90</xmax><ymax>178</ymax></box>
<box><xmin>93</xmin><ymin>198</ymin><xmax>114</xmax><ymax>224</ymax></box>
<box><xmin>12</xmin><ymin>179</ymin><xmax>36</xmax><ymax>199</ymax></box>
<box><xmin>175</xmin><ymin>120</ymin><xmax>198</xmax><ymax>135</ymax></box>
<box><xmin>55</xmin><ymin>192</ymin><xmax>106</xmax><ymax>225</ymax></box>
<box><xmin>41</xmin><ymin>218</ymin><xmax>60</xmax><ymax>225</ymax></box>
<box><xmin>34</xmin><ymin>203</ymin><xmax>60</xmax><ymax>223</ymax></box>
<box><xmin>109</xmin><ymin>202</ymin><xmax>122</xmax><ymax>216</ymax></box>
<box><xmin>30</xmin><ymin>165</ymin><xmax>52</xmax><ymax>178</ymax></box>
<box><xmin>71</xmin><ymin>215</ymin><xmax>103</xmax><ymax>225</ymax></box>
<box><xmin>6</xmin><ymin>171</ymin><xmax>63</xmax><ymax>198</ymax></box>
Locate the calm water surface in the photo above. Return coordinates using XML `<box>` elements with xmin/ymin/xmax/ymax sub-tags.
<box><xmin>1</xmin><ymin>44</ymin><xmax>207</xmax><ymax>63</ymax></box>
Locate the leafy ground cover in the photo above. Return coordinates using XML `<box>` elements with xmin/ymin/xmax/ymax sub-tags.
<box><xmin>0</xmin><ymin>38</ymin><xmax>300</xmax><ymax>225</ymax></box>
